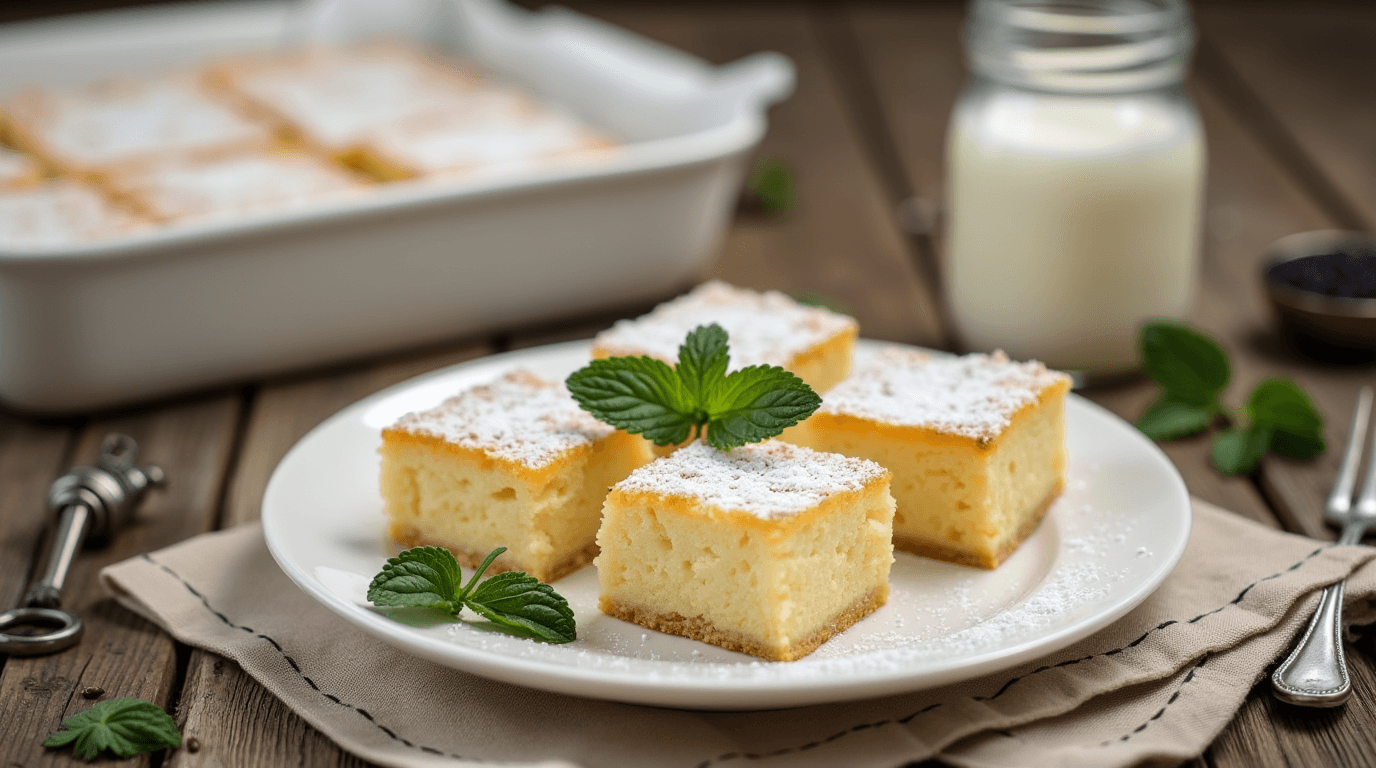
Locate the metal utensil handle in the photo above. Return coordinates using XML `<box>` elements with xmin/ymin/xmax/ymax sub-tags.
<box><xmin>21</xmin><ymin>504</ymin><xmax>91</xmax><ymax>608</ymax></box>
<box><xmin>1271</xmin><ymin>579</ymin><xmax>1351</xmax><ymax>707</ymax></box>
<box><xmin>1270</xmin><ymin>520</ymin><xmax>1366</xmax><ymax>707</ymax></box>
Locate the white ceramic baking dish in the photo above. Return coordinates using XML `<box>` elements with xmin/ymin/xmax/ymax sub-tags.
<box><xmin>0</xmin><ymin>0</ymin><xmax>793</xmax><ymax>412</ymax></box>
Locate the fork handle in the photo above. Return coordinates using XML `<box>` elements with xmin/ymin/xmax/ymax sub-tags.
<box><xmin>1271</xmin><ymin>579</ymin><xmax>1351</xmax><ymax>707</ymax></box>
<box><xmin>1270</xmin><ymin>521</ymin><xmax>1366</xmax><ymax>707</ymax></box>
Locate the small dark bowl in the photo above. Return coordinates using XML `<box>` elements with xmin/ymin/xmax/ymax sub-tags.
<box><xmin>1263</xmin><ymin>230</ymin><xmax>1376</xmax><ymax>351</ymax></box>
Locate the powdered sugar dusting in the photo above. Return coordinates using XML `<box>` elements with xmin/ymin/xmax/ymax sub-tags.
<box><xmin>10</xmin><ymin>73</ymin><xmax>271</xmax><ymax>167</ymax></box>
<box><xmin>613</xmin><ymin>440</ymin><xmax>885</xmax><ymax>519</ymax></box>
<box><xmin>822</xmin><ymin>347</ymin><xmax>1070</xmax><ymax>442</ymax></box>
<box><xmin>226</xmin><ymin>47</ymin><xmax>480</xmax><ymax>151</ymax></box>
<box><xmin>0</xmin><ymin>148</ymin><xmax>39</xmax><ymax>188</ymax></box>
<box><xmin>592</xmin><ymin>281</ymin><xmax>857</xmax><ymax>369</ymax></box>
<box><xmin>0</xmin><ymin>181</ymin><xmax>145</xmax><ymax>246</ymax></box>
<box><xmin>117</xmin><ymin>152</ymin><xmax>366</xmax><ymax>224</ymax></box>
<box><xmin>388</xmin><ymin>369</ymin><xmax>612</xmax><ymax>470</ymax></box>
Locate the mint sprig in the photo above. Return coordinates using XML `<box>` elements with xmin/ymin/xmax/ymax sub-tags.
<box><xmin>367</xmin><ymin>546</ymin><xmax>575</xmax><ymax>644</ymax></box>
<box><xmin>43</xmin><ymin>697</ymin><xmax>180</xmax><ymax>761</ymax></box>
<box><xmin>741</xmin><ymin>158</ymin><xmax>796</xmax><ymax>215</ymax></box>
<box><xmin>1135</xmin><ymin>322</ymin><xmax>1325</xmax><ymax>475</ymax></box>
<box><xmin>566</xmin><ymin>324</ymin><xmax>822</xmax><ymax>450</ymax></box>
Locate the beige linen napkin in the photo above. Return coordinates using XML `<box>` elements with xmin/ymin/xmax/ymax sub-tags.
<box><xmin>102</xmin><ymin>499</ymin><xmax>1376</xmax><ymax>768</ymax></box>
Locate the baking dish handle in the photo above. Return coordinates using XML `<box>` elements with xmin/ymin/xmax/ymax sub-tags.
<box><xmin>711</xmin><ymin>52</ymin><xmax>796</xmax><ymax>112</ymax></box>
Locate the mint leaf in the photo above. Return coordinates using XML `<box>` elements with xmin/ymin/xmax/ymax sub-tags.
<box><xmin>367</xmin><ymin>545</ymin><xmax>465</xmax><ymax>614</ymax></box>
<box><xmin>566</xmin><ymin>356</ymin><xmax>697</xmax><ymax>446</ymax></box>
<box><xmin>459</xmin><ymin>546</ymin><xmax>506</xmax><ymax>601</ymax></box>
<box><xmin>1137</xmin><ymin>398</ymin><xmax>1216</xmax><ymax>441</ymax></box>
<box><xmin>369</xmin><ymin>546</ymin><xmax>577</xmax><ymax>643</ymax></box>
<box><xmin>706</xmin><ymin>366</ymin><xmax>821</xmax><ymax>450</ymax></box>
<box><xmin>569</xmin><ymin>326</ymin><xmax>822</xmax><ymax>451</ymax></box>
<box><xmin>1141</xmin><ymin>322</ymin><xmax>1230</xmax><ymax>407</ymax></box>
<box><xmin>464</xmin><ymin>571</ymin><xmax>577</xmax><ymax>644</ymax></box>
<box><xmin>677</xmin><ymin>325</ymin><xmax>729</xmax><ymax>409</ymax></box>
<box><xmin>1248</xmin><ymin>377</ymin><xmax>1326</xmax><ymax>454</ymax></box>
<box><xmin>44</xmin><ymin>697</ymin><xmax>180</xmax><ymax>761</ymax></box>
<box><xmin>1270</xmin><ymin>428</ymin><xmax>1326</xmax><ymax>460</ymax></box>
<box><xmin>1248</xmin><ymin>378</ymin><xmax>1325</xmax><ymax>459</ymax></box>
<box><xmin>745</xmin><ymin>158</ymin><xmax>796</xmax><ymax>214</ymax></box>
<box><xmin>1211</xmin><ymin>426</ymin><xmax>1272</xmax><ymax>475</ymax></box>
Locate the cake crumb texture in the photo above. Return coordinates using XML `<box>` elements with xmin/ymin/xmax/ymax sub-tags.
<box><xmin>792</xmin><ymin>348</ymin><xmax>1070</xmax><ymax>569</ymax></box>
<box><xmin>381</xmin><ymin>369</ymin><xmax>652</xmax><ymax>583</ymax></box>
<box><xmin>597</xmin><ymin>445</ymin><xmax>894</xmax><ymax>660</ymax></box>
<box><xmin>599</xmin><ymin>585</ymin><xmax>888</xmax><ymax>662</ymax></box>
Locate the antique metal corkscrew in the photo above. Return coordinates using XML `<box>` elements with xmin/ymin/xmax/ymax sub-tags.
<box><xmin>0</xmin><ymin>435</ymin><xmax>164</xmax><ymax>656</ymax></box>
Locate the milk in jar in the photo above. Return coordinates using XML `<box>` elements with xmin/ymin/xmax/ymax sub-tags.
<box><xmin>947</xmin><ymin>0</ymin><xmax>1204</xmax><ymax>379</ymax></box>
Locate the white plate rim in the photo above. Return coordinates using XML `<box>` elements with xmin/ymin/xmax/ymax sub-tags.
<box><xmin>262</xmin><ymin>339</ymin><xmax>1192</xmax><ymax>709</ymax></box>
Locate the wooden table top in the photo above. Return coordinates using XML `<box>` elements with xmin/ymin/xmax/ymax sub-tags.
<box><xmin>2</xmin><ymin>1</ymin><xmax>1375</xmax><ymax>765</ymax></box>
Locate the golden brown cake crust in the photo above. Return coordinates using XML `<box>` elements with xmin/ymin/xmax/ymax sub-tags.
<box><xmin>894</xmin><ymin>479</ymin><xmax>1063</xmax><ymax>570</ymax></box>
<box><xmin>599</xmin><ymin>584</ymin><xmax>889</xmax><ymax>662</ymax></box>
<box><xmin>390</xmin><ymin>524</ymin><xmax>597</xmax><ymax>583</ymax></box>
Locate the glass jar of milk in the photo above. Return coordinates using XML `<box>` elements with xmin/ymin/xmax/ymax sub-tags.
<box><xmin>946</xmin><ymin>0</ymin><xmax>1204</xmax><ymax>380</ymax></box>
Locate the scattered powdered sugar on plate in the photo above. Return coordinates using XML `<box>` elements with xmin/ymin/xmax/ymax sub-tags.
<box><xmin>419</xmin><ymin>443</ymin><xmax>1145</xmax><ymax>685</ymax></box>
<box><xmin>820</xmin><ymin>346</ymin><xmax>1071</xmax><ymax>443</ymax></box>
<box><xmin>386</xmin><ymin>369</ymin><xmax>612</xmax><ymax>469</ymax></box>
<box><xmin>591</xmin><ymin>280</ymin><xmax>857</xmax><ymax>369</ymax></box>
<box><xmin>612</xmin><ymin>440</ymin><xmax>886</xmax><ymax>519</ymax></box>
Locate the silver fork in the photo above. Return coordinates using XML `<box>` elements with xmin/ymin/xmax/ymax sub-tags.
<box><xmin>1271</xmin><ymin>386</ymin><xmax>1376</xmax><ymax>707</ymax></box>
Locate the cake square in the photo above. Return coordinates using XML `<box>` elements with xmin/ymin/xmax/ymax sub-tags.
<box><xmin>0</xmin><ymin>181</ymin><xmax>145</xmax><ymax>248</ymax></box>
<box><xmin>596</xmin><ymin>440</ymin><xmax>894</xmax><ymax>661</ymax></box>
<box><xmin>789</xmin><ymin>347</ymin><xmax>1071</xmax><ymax>569</ymax></box>
<box><xmin>355</xmin><ymin>89</ymin><xmax>616</xmax><ymax>182</ymax></box>
<box><xmin>102</xmin><ymin>151</ymin><xmax>369</xmax><ymax>226</ymax></box>
<box><xmin>4</xmin><ymin>73</ymin><xmax>275</xmax><ymax>176</ymax></box>
<box><xmin>0</xmin><ymin>148</ymin><xmax>43</xmax><ymax>191</ymax></box>
<box><xmin>208</xmin><ymin>44</ymin><xmax>482</xmax><ymax>160</ymax></box>
<box><xmin>379</xmin><ymin>369</ymin><xmax>654</xmax><ymax>583</ymax></box>
<box><xmin>592</xmin><ymin>281</ymin><xmax>859</xmax><ymax>395</ymax></box>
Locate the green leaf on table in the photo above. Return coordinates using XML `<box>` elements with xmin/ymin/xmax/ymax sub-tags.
<box><xmin>1136</xmin><ymin>397</ymin><xmax>1216</xmax><ymax>441</ymax></box>
<box><xmin>367</xmin><ymin>545</ymin><xmax>466</xmax><ymax>614</ymax></box>
<box><xmin>745</xmin><ymin>158</ymin><xmax>796</xmax><ymax>214</ymax></box>
<box><xmin>1269</xmin><ymin>428</ymin><xmax>1326</xmax><ymax>460</ymax></box>
<box><xmin>1247</xmin><ymin>378</ymin><xmax>1326</xmax><ymax>459</ymax></box>
<box><xmin>464</xmin><ymin>571</ymin><xmax>577</xmax><ymax>644</ymax></box>
<box><xmin>1140</xmin><ymin>322</ymin><xmax>1231</xmax><ymax>407</ymax></box>
<box><xmin>705</xmin><ymin>366</ymin><xmax>822</xmax><ymax>450</ymax></box>
<box><xmin>43</xmin><ymin>697</ymin><xmax>180</xmax><ymax>761</ymax></box>
<box><xmin>567</xmin><ymin>324</ymin><xmax>822</xmax><ymax>450</ymax></box>
<box><xmin>1210</xmin><ymin>426</ymin><xmax>1273</xmax><ymax>475</ymax></box>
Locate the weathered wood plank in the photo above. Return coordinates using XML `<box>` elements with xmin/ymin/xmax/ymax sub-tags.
<box><xmin>0</xmin><ymin>418</ymin><xmax>74</xmax><ymax>619</ymax></box>
<box><xmin>571</xmin><ymin>2</ymin><xmax>946</xmax><ymax>348</ymax></box>
<box><xmin>221</xmin><ymin>342</ymin><xmax>492</xmax><ymax>529</ymax></box>
<box><xmin>0</xmin><ymin>395</ymin><xmax>241</xmax><ymax>767</ymax></box>
<box><xmin>1197</xmin><ymin>3</ymin><xmax>1376</xmax><ymax>231</ymax></box>
<box><xmin>172</xmin><ymin>342</ymin><xmax>488</xmax><ymax>768</ymax></box>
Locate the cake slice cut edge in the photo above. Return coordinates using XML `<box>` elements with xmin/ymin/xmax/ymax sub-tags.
<box><xmin>379</xmin><ymin>369</ymin><xmax>655</xmax><ymax>583</ymax></box>
<box><xmin>789</xmin><ymin>347</ymin><xmax>1072</xmax><ymax>570</ymax></box>
<box><xmin>595</xmin><ymin>440</ymin><xmax>895</xmax><ymax>661</ymax></box>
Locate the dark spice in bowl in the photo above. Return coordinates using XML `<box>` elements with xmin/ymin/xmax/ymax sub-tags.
<box><xmin>1267</xmin><ymin>249</ymin><xmax>1376</xmax><ymax>299</ymax></box>
<box><xmin>1262</xmin><ymin>231</ymin><xmax>1376</xmax><ymax>354</ymax></box>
